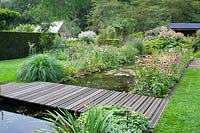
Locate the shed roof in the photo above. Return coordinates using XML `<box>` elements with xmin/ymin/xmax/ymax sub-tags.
<box><xmin>34</xmin><ymin>21</ymin><xmax>64</xmax><ymax>33</ymax></box>
<box><xmin>168</xmin><ymin>23</ymin><xmax>200</xmax><ymax>29</ymax></box>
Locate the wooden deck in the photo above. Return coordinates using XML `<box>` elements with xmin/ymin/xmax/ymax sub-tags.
<box><xmin>0</xmin><ymin>82</ymin><xmax>168</xmax><ymax>128</ymax></box>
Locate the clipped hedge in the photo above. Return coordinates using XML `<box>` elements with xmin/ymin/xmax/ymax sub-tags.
<box><xmin>0</xmin><ymin>32</ymin><xmax>56</xmax><ymax>60</ymax></box>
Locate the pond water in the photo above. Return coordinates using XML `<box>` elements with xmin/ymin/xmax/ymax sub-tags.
<box><xmin>67</xmin><ymin>68</ymin><xmax>135</xmax><ymax>92</ymax></box>
<box><xmin>0</xmin><ymin>98</ymin><xmax>53</xmax><ymax>133</ymax></box>
<box><xmin>0</xmin><ymin>110</ymin><xmax>52</xmax><ymax>133</ymax></box>
<box><xmin>68</xmin><ymin>73</ymin><xmax>133</xmax><ymax>92</ymax></box>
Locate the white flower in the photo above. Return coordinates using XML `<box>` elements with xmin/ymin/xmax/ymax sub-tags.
<box><xmin>78</xmin><ymin>30</ymin><xmax>97</xmax><ymax>43</ymax></box>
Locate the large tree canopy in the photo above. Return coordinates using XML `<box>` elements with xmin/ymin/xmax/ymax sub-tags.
<box><xmin>0</xmin><ymin>0</ymin><xmax>200</xmax><ymax>32</ymax></box>
<box><xmin>0</xmin><ymin>8</ymin><xmax>21</xmax><ymax>30</ymax></box>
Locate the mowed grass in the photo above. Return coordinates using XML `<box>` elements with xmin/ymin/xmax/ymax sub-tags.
<box><xmin>0</xmin><ymin>58</ymin><xmax>27</xmax><ymax>83</ymax></box>
<box><xmin>155</xmin><ymin>68</ymin><xmax>200</xmax><ymax>132</ymax></box>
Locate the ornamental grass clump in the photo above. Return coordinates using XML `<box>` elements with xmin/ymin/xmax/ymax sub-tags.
<box><xmin>17</xmin><ymin>54</ymin><xmax>64</xmax><ymax>82</ymax></box>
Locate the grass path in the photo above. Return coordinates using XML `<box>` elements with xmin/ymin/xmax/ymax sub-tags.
<box><xmin>0</xmin><ymin>58</ymin><xmax>26</xmax><ymax>83</ymax></box>
<box><xmin>155</xmin><ymin>68</ymin><xmax>200</xmax><ymax>132</ymax></box>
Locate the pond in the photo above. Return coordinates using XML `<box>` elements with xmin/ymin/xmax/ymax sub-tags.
<box><xmin>0</xmin><ymin>98</ymin><xmax>53</xmax><ymax>133</ymax></box>
<box><xmin>0</xmin><ymin>110</ymin><xmax>52</xmax><ymax>133</ymax></box>
<box><xmin>67</xmin><ymin>68</ymin><xmax>135</xmax><ymax>92</ymax></box>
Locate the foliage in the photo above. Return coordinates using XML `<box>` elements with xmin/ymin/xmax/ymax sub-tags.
<box><xmin>88</xmin><ymin>0</ymin><xmax>135</xmax><ymax>32</ymax></box>
<box><xmin>12</xmin><ymin>24</ymin><xmax>36</xmax><ymax>32</ymax></box>
<box><xmin>40</xmin><ymin>109</ymin><xmax>79</xmax><ymax>133</ymax></box>
<box><xmin>39</xmin><ymin>106</ymin><xmax>111</xmax><ymax>133</ymax></box>
<box><xmin>165</xmin><ymin>0</ymin><xmax>200</xmax><ymax>23</ymax></box>
<box><xmin>77</xmin><ymin>106</ymin><xmax>111</xmax><ymax>133</ymax></box>
<box><xmin>145</xmin><ymin>30</ymin><xmax>191</xmax><ymax>53</ymax></box>
<box><xmin>78</xmin><ymin>106</ymin><xmax>150</xmax><ymax>133</ymax></box>
<box><xmin>155</xmin><ymin>68</ymin><xmax>200</xmax><ymax>132</ymax></box>
<box><xmin>78</xmin><ymin>30</ymin><xmax>97</xmax><ymax>44</ymax></box>
<box><xmin>95</xmin><ymin>26</ymin><xmax>121</xmax><ymax>46</ymax></box>
<box><xmin>112</xmin><ymin>17</ymin><xmax>135</xmax><ymax>38</ymax></box>
<box><xmin>53</xmin><ymin>34</ymin><xmax>65</xmax><ymax>49</ymax></box>
<box><xmin>64</xmin><ymin>19</ymin><xmax>81</xmax><ymax>37</ymax></box>
<box><xmin>0</xmin><ymin>8</ymin><xmax>21</xmax><ymax>30</ymax></box>
<box><xmin>17</xmin><ymin>54</ymin><xmax>64</xmax><ymax>82</ymax></box>
<box><xmin>2</xmin><ymin>0</ymin><xmax>200</xmax><ymax>32</ymax></box>
<box><xmin>29</xmin><ymin>0</ymin><xmax>91</xmax><ymax>31</ymax></box>
<box><xmin>48</xmin><ymin>42</ymin><xmax>139</xmax><ymax>81</ymax></box>
<box><xmin>119</xmin><ymin>43</ymin><xmax>139</xmax><ymax>64</ymax></box>
<box><xmin>39</xmin><ymin>33</ymin><xmax>56</xmax><ymax>51</ymax></box>
<box><xmin>40</xmin><ymin>105</ymin><xmax>149</xmax><ymax>133</ymax></box>
<box><xmin>130</xmin><ymin>49</ymin><xmax>193</xmax><ymax>97</ymax></box>
<box><xmin>193</xmin><ymin>30</ymin><xmax>200</xmax><ymax>52</ymax></box>
<box><xmin>125</xmin><ymin>41</ymin><xmax>145</xmax><ymax>55</ymax></box>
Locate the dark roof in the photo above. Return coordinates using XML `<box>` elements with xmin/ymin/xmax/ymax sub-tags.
<box><xmin>168</xmin><ymin>23</ymin><xmax>200</xmax><ymax>29</ymax></box>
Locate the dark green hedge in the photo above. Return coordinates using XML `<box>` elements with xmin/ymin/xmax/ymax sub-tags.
<box><xmin>0</xmin><ymin>32</ymin><xmax>56</xmax><ymax>60</ymax></box>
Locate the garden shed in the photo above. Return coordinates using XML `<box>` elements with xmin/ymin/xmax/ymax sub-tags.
<box><xmin>34</xmin><ymin>21</ymin><xmax>69</xmax><ymax>39</ymax></box>
<box><xmin>168</xmin><ymin>23</ymin><xmax>200</xmax><ymax>35</ymax></box>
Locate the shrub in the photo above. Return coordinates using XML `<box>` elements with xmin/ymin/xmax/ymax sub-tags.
<box><xmin>125</xmin><ymin>41</ymin><xmax>145</xmax><ymax>55</ymax></box>
<box><xmin>78</xmin><ymin>30</ymin><xmax>97</xmax><ymax>44</ymax></box>
<box><xmin>78</xmin><ymin>106</ymin><xmax>150</xmax><ymax>133</ymax></box>
<box><xmin>144</xmin><ymin>30</ymin><xmax>188</xmax><ymax>53</ymax></box>
<box><xmin>17</xmin><ymin>54</ymin><xmax>64</xmax><ymax>82</ymax></box>
<box><xmin>193</xmin><ymin>30</ymin><xmax>200</xmax><ymax>52</ymax></box>
<box><xmin>39</xmin><ymin>33</ymin><xmax>56</xmax><ymax>51</ymax></box>
<box><xmin>12</xmin><ymin>24</ymin><xmax>36</xmax><ymax>32</ymax></box>
<box><xmin>119</xmin><ymin>44</ymin><xmax>138</xmax><ymax>64</ymax></box>
<box><xmin>0</xmin><ymin>8</ymin><xmax>21</xmax><ymax>30</ymax></box>
<box><xmin>95</xmin><ymin>26</ymin><xmax>121</xmax><ymax>46</ymax></box>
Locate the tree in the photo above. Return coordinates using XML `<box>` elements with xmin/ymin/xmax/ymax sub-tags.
<box><xmin>0</xmin><ymin>8</ymin><xmax>21</xmax><ymax>30</ymax></box>
<box><xmin>165</xmin><ymin>0</ymin><xmax>200</xmax><ymax>23</ymax></box>
<box><xmin>88</xmin><ymin>0</ymin><xmax>135</xmax><ymax>33</ymax></box>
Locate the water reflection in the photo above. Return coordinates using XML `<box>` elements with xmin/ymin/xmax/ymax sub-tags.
<box><xmin>0</xmin><ymin>110</ymin><xmax>52</xmax><ymax>133</ymax></box>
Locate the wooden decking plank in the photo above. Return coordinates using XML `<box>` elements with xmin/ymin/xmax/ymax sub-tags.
<box><xmin>58</xmin><ymin>88</ymin><xmax>99</xmax><ymax>107</ymax></box>
<box><xmin>51</xmin><ymin>87</ymin><xmax>95</xmax><ymax>107</ymax></box>
<box><xmin>144</xmin><ymin>98</ymin><xmax>163</xmax><ymax>118</ymax></box>
<box><xmin>130</xmin><ymin>96</ymin><xmax>149</xmax><ymax>111</ymax></box>
<box><xmin>1</xmin><ymin>83</ymin><xmax>26</xmax><ymax>91</ymax></box>
<box><xmin>79</xmin><ymin>91</ymin><xmax>116</xmax><ymax>112</ymax></box>
<box><xmin>0</xmin><ymin>83</ymin><xmax>15</xmax><ymax>87</ymax></box>
<box><xmin>14</xmin><ymin>83</ymin><xmax>56</xmax><ymax>99</ymax></box>
<box><xmin>29</xmin><ymin>85</ymin><xmax>76</xmax><ymax>103</ymax></box>
<box><xmin>1</xmin><ymin>82</ymin><xmax>40</xmax><ymax>94</ymax></box>
<box><xmin>123</xmin><ymin>95</ymin><xmax>141</xmax><ymax>108</ymax></box>
<box><xmin>71</xmin><ymin>90</ymin><xmax>109</xmax><ymax>111</ymax></box>
<box><xmin>5</xmin><ymin>82</ymin><xmax>49</xmax><ymax>97</ymax></box>
<box><xmin>105</xmin><ymin>92</ymin><xmax>128</xmax><ymax>106</ymax></box>
<box><xmin>20</xmin><ymin>84</ymin><xmax>64</xmax><ymax>101</ymax></box>
<box><xmin>136</xmin><ymin>97</ymin><xmax>155</xmax><ymax>114</ymax></box>
<box><xmin>99</xmin><ymin>91</ymin><xmax>122</xmax><ymax>105</ymax></box>
<box><xmin>40</xmin><ymin>86</ymin><xmax>84</xmax><ymax>105</ymax></box>
<box><xmin>115</xmin><ymin>93</ymin><xmax>134</xmax><ymax>106</ymax></box>
<box><xmin>150</xmin><ymin>99</ymin><xmax>168</xmax><ymax>128</ymax></box>
<box><xmin>45</xmin><ymin>87</ymin><xmax>89</xmax><ymax>106</ymax></box>
<box><xmin>63</xmin><ymin>89</ymin><xmax>104</xmax><ymax>110</ymax></box>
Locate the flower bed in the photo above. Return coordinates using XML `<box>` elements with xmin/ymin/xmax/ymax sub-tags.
<box><xmin>129</xmin><ymin>49</ymin><xmax>193</xmax><ymax>98</ymax></box>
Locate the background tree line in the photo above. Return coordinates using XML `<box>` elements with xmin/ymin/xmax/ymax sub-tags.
<box><xmin>0</xmin><ymin>0</ymin><xmax>200</xmax><ymax>34</ymax></box>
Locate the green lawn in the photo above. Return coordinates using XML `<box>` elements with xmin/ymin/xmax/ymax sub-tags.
<box><xmin>0</xmin><ymin>58</ymin><xmax>27</xmax><ymax>84</ymax></box>
<box><xmin>155</xmin><ymin>68</ymin><xmax>200</xmax><ymax>132</ymax></box>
